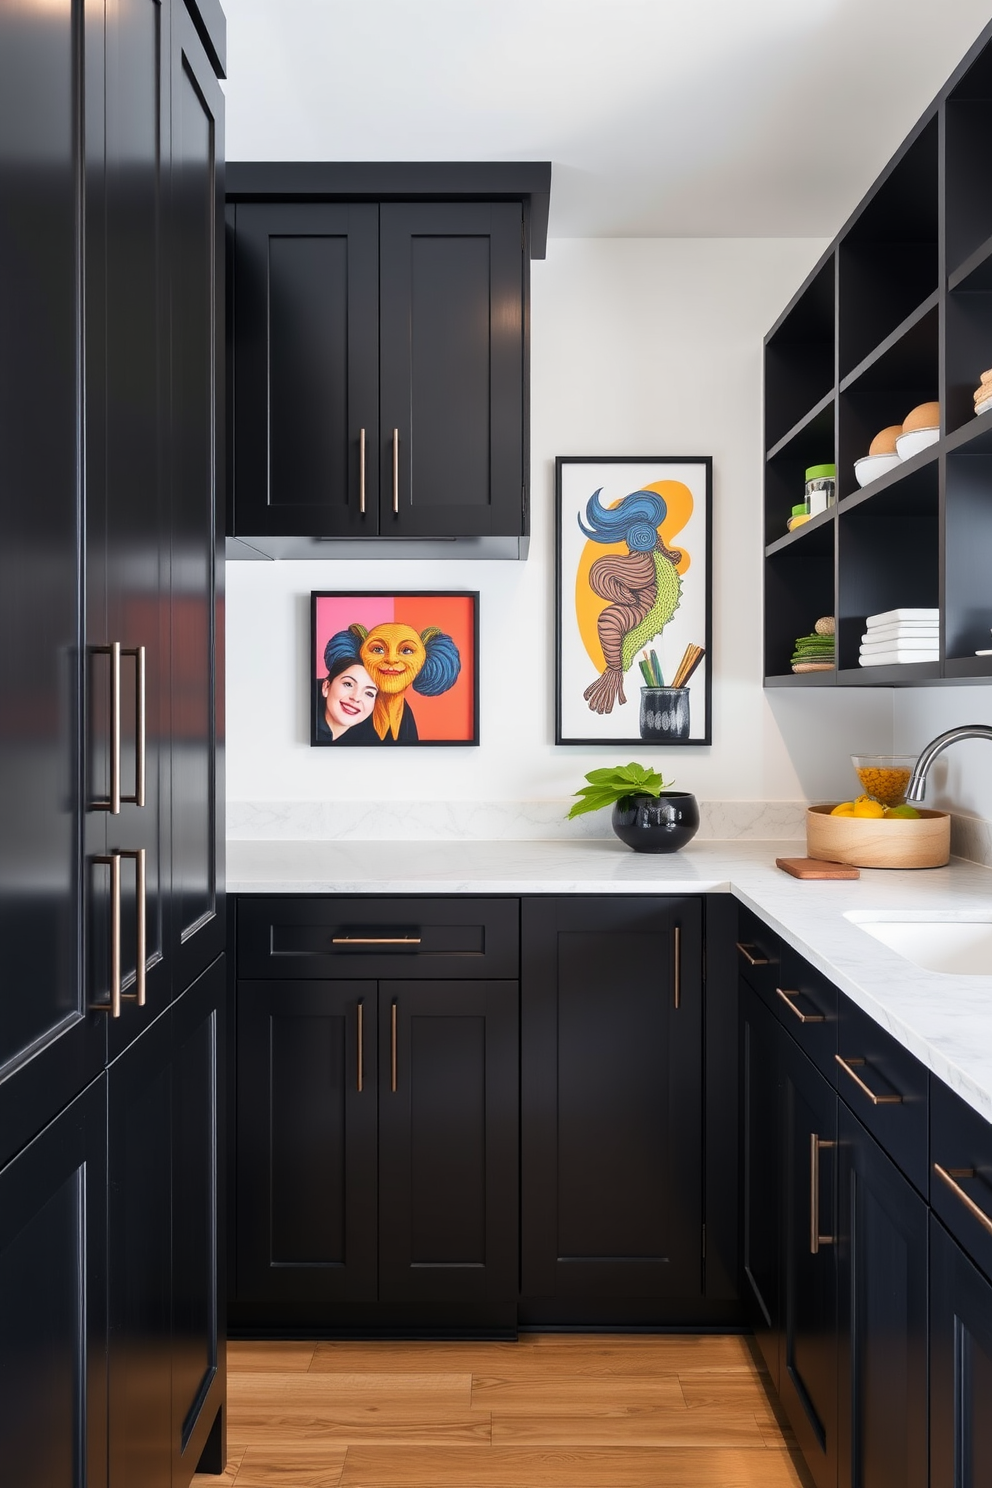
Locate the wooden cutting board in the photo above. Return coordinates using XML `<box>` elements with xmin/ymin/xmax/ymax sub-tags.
<box><xmin>776</xmin><ymin>856</ymin><xmax>861</xmax><ymax>880</ymax></box>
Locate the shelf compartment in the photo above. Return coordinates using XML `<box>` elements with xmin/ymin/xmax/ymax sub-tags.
<box><xmin>764</xmin><ymin>254</ymin><xmax>835</xmax><ymax>453</ymax></box>
<box><xmin>836</xmin><ymin>462</ymin><xmax>939</xmax><ymax>672</ymax></box>
<box><xmin>765</xmin><ymin>397</ymin><xmax>835</xmax><ymax>545</ymax></box>
<box><xmin>945</xmin><ymin>286</ymin><xmax>992</xmax><ymax>435</ymax></box>
<box><xmin>946</xmin><ymin>37</ymin><xmax>992</xmax><ymax>277</ymax></box>
<box><xmin>838</xmin><ymin>117</ymin><xmax>938</xmax><ymax>379</ymax></box>
<box><xmin>764</xmin><ymin>546</ymin><xmax>835</xmax><ymax>682</ymax></box>
<box><xmin>837</xmin><ymin>302</ymin><xmax>939</xmax><ymax>501</ymax></box>
<box><xmin>835</xmin><ymin>662</ymin><xmax>942</xmax><ymax>687</ymax></box>
<box><xmin>765</xmin><ymin>506</ymin><xmax>835</xmax><ymax>559</ymax></box>
<box><xmin>944</xmin><ymin>449</ymin><xmax>992</xmax><ymax>661</ymax></box>
<box><xmin>763</xmin><ymin>669</ymin><xmax>836</xmax><ymax>688</ymax></box>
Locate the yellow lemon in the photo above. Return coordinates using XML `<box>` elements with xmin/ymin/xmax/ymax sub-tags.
<box><xmin>830</xmin><ymin>801</ymin><xmax>855</xmax><ymax>816</ymax></box>
<box><xmin>853</xmin><ymin>796</ymin><xmax>885</xmax><ymax>819</ymax></box>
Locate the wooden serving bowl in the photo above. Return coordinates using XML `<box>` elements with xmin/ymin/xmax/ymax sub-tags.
<box><xmin>806</xmin><ymin>804</ymin><xmax>950</xmax><ymax>869</ymax></box>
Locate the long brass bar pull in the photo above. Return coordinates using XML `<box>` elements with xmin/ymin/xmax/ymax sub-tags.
<box><xmin>736</xmin><ymin>942</ymin><xmax>769</xmax><ymax>967</ymax></box>
<box><xmin>357</xmin><ymin>1001</ymin><xmax>364</xmax><ymax>1093</ymax></box>
<box><xmin>121</xmin><ymin>646</ymin><xmax>146</xmax><ymax>808</ymax></box>
<box><xmin>390</xmin><ymin>1000</ymin><xmax>398</xmax><ymax>1093</ymax></box>
<box><xmin>392</xmin><ymin>428</ymin><xmax>399</xmax><ymax>515</ymax></box>
<box><xmin>777</xmin><ymin>987</ymin><xmax>825</xmax><ymax>1024</ymax></box>
<box><xmin>119</xmin><ymin>848</ymin><xmax>146</xmax><ymax>1007</ymax></box>
<box><xmin>673</xmin><ymin>924</ymin><xmax>681</xmax><ymax>1009</ymax></box>
<box><xmin>359</xmin><ymin>427</ymin><xmax>366</xmax><ymax>515</ymax></box>
<box><xmin>810</xmin><ymin>1133</ymin><xmax>835</xmax><ymax>1254</ymax></box>
<box><xmin>836</xmin><ymin>1054</ymin><xmax>902</xmax><ymax>1106</ymax></box>
<box><xmin>934</xmin><ymin>1163</ymin><xmax>992</xmax><ymax>1238</ymax></box>
<box><xmin>93</xmin><ymin>853</ymin><xmax>122</xmax><ymax>1016</ymax></box>
<box><xmin>332</xmin><ymin>936</ymin><xmax>422</xmax><ymax>946</ymax></box>
<box><xmin>92</xmin><ymin>642</ymin><xmax>122</xmax><ymax>813</ymax></box>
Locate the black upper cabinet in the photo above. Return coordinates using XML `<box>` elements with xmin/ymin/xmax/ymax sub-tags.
<box><xmin>226</xmin><ymin>163</ymin><xmax>550</xmax><ymax>557</ymax></box>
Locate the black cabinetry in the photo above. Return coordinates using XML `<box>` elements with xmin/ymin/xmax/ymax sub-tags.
<box><xmin>521</xmin><ymin>897</ymin><xmax>705</xmax><ymax>1322</ymax></box>
<box><xmin>763</xmin><ymin>19</ymin><xmax>992</xmax><ymax>687</ymax></box>
<box><xmin>226</xmin><ymin>162</ymin><xmax>551</xmax><ymax>558</ymax></box>
<box><xmin>232</xmin><ymin>897</ymin><xmax>519</xmax><ymax>1331</ymax></box>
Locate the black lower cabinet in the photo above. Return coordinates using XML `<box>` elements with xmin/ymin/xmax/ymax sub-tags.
<box><xmin>233</xmin><ymin>974</ymin><xmax>518</xmax><ymax>1328</ymax></box>
<box><xmin>0</xmin><ymin>1080</ymin><xmax>107</xmax><ymax>1488</ymax></box>
<box><xmin>836</xmin><ymin>1106</ymin><xmax>928</xmax><ymax>1488</ymax></box>
<box><xmin>740</xmin><ymin>982</ymin><xmax>782</xmax><ymax>1387</ymax></box>
<box><xmin>521</xmin><ymin>896</ymin><xmax>704</xmax><ymax>1321</ymax></box>
<box><xmin>779</xmin><ymin>1033</ymin><xmax>838</xmax><ymax>1488</ymax></box>
<box><xmin>930</xmin><ymin>1214</ymin><xmax>992</xmax><ymax>1488</ymax></box>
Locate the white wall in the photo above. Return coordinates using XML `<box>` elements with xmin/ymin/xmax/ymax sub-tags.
<box><xmin>226</xmin><ymin>234</ymin><xmax>896</xmax><ymax>809</ymax></box>
<box><xmin>893</xmin><ymin>688</ymin><xmax>992</xmax><ymax>821</ymax></box>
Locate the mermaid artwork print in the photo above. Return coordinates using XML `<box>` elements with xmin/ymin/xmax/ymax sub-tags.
<box><xmin>555</xmin><ymin>459</ymin><xmax>712</xmax><ymax>746</ymax></box>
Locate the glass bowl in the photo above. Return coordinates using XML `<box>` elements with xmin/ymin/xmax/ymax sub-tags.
<box><xmin>851</xmin><ymin>754</ymin><xmax>916</xmax><ymax>807</ymax></box>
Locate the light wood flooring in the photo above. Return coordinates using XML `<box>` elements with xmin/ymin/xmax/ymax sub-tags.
<box><xmin>193</xmin><ymin>1334</ymin><xmax>804</xmax><ymax>1488</ymax></box>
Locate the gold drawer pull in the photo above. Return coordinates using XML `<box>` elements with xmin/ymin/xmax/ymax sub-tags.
<box><xmin>332</xmin><ymin>936</ymin><xmax>422</xmax><ymax>946</ymax></box>
<box><xmin>391</xmin><ymin>1000</ymin><xmax>398</xmax><ymax>1093</ymax></box>
<box><xmin>934</xmin><ymin>1163</ymin><xmax>992</xmax><ymax>1238</ymax></box>
<box><xmin>836</xmin><ymin>1054</ymin><xmax>901</xmax><ymax>1105</ymax></box>
<box><xmin>673</xmin><ymin>924</ymin><xmax>681</xmax><ymax>1010</ymax></box>
<box><xmin>810</xmin><ymin>1133</ymin><xmax>835</xmax><ymax>1254</ymax></box>
<box><xmin>356</xmin><ymin>1000</ymin><xmax>364</xmax><ymax>1093</ymax></box>
<box><xmin>776</xmin><ymin>987</ymin><xmax>825</xmax><ymax>1024</ymax></box>
<box><xmin>736</xmin><ymin>942</ymin><xmax>769</xmax><ymax>967</ymax></box>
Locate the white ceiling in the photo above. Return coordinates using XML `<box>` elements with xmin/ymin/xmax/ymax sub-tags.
<box><xmin>223</xmin><ymin>0</ymin><xmax>992</xmax><ymax>239</ymax></box>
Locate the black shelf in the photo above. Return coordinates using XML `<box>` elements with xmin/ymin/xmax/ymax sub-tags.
<box><xmin>948</xmin><ymin>233</ymin><xmax>992</xmax><ymax>293</ymax></box>
<box><xmin>765</xmin><ymin>254</ymin><xmax>835</xmax><ymax>453</ymax></box>
<box><xmin>765</xmin><ymin>506</ymin><xmax>835</xmax><ymax>558</ymax></box>
<box><xmin>763</xmin><ymin>670</ymin><xmax>837</xmax><ymax>688</ymax></box>
<box><xmin>766</xmin><ymin>390</ymin><xmax>835</xmax><ymax>463</ymax></box>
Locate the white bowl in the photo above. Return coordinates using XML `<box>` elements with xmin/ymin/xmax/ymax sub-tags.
<box><xmin>895</xmin><ymin>426</ymin><xmax>939</xmax><ymax>460</ymax></box>
<box><xmin>976</xmin><ymin>394</ymin><xmax>992</xmax><ymax>416</ymax></box>
<box><xmin>854</xmin><ymin>452</ymin><xmax>901</xmax><ymax>487</ymax></box>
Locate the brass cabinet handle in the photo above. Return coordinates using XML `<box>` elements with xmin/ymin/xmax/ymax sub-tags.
<box><xmin>125</xmin><ymin>645</ymin><xmax>146</xmax><ymax>809</ymax></box>
<box><xmin>357</xmin><ymin>1000</ymin><xmax>364</xmax><ymax>1093</ymax></box>
<box><xmin>118</xmin><ymin>848</ymin><xmax>146</xmax><ymax>1007</ymax></box>
<box><xmin>392</xmin><ymin>428</ymin><xmax>399</xmax><ymax>515</ymax></box>
<box><xmin>92</xmin><ymin>643</ymin><xmax>144</xmax><ymax>811</ymax></box>
<box><xmin>673</xmin><ymin>924</ymin><xmax>681</xmax><ymax>1010</ymax></box>
<box><xmin>810</xmin><ymin>1133</ymin><xmax>835</xmax><ymax>1254</ymax></box>
<box><xmin>776</xmin><ymin>987</ymin><xmax>825</xmax><ymax>1023</ymax></box>
<box><xmin>359</xmin><ymin>427</ymin><xmax>366</xmax><ymax>515</ymax></box>
<box><xmin>390</xmin><ymin>999</ymin><xmax>398</xmax><ymax>1092</ymax></box>
<box><xmin>934</xmin><ymin>1163</ymin><xmax>992</xmax><ymax>1238</ymax></box>
<box><xmin>835</xmin><ymin>1054</ymin><xmax>902</xmax><ymax>1105</ymax></box>
<box><xmin>93</xmin><ymin>852</ymin><xmax>122</xmax><ymax>1017</ymax></box>
<box><xmin>332</xmin><ymin>936</ymin><xmax>422</xmax><ymax>946</ymax></box>
<box><xmin>736</xmin><ymin>942</ymin><xmax>769</xmax><ymax>967</ymax></box>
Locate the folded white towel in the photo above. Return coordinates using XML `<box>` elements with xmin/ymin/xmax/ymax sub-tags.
<box><xmin>865</xmin><ymin>607</ymin><xmax>939</xmax><ymax>629</ymax></box>
<box><xmin>859</xmin><ymin>648</ymin><xmax>939</xmax><ymax>666</ymax></box>
<box><xmin>861</xmin><ymin>627</ymin><xmax>939</xmax><ymax>646</ymax></box>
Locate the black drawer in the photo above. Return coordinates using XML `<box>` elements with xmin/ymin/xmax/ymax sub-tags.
<box><xmin>237</xmin><ymin>895</ymin><xmax>520</xmax><ymax>980</ymax></box>
<box><xmin>931</xmin><ymin>1076</ymin><xmax>992</xmax><ymax>1284</ymax></box>
<box><xmin>836</xmin><ymin>997</ymin><xmax>928</xmax><ymax>1195</ymax></box>
<box><xmin>771</xmin><ymin>945</ymin><xmax>838</xmax><ymax>1081</ymax></box>
<box><xmin>735</xmin><ymin>905</ymin><xmax>781</xmax><ymax>998</ymax></box>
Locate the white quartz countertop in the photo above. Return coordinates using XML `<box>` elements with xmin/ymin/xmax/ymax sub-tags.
<box><xmin>227</xmin><ymin>836</ymin><xmax>992</xmax><ymax>1124</ymax></box>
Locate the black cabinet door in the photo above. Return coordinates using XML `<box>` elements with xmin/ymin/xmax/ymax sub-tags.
<box><xmin>171</xmin><ymin>955</ymin><xmax>226</xmax><ymax>1488</ymax></box>
<box><xmin>930</xmin><ymin>1215</ymin><xmax>992</xmax><ymax>1488</ymax></box>
<box><xmin>0</xmin><ymin>1080</ymin><xmax>107</xmax><ymax>1488</ymax></box>
<box><xmin>379</xmin><ymin>202</ymin><xmax>525</xmax><ymax>537</ymax></box>
<box><xmin>836</xmin><ymin>1105</ymin><xmax>928</xmax><ymax>1488</ymax></box>
<box><xmin>521</xmin><ymin>897</ymin><xmax>703</xmax><ymax>1305</ymax></box>
<box><xmin>235</xmin><ymin>980</ymin><xmax>378</xmax><ymax>1314</ymax></box>
<box><xmin>108</xmin><ymin>1005</ymin><xmax>175</xmax><ymax>1488</ymax></box>
<box><xmin>169</xmin><ymin>1</ymin><xmax>226</xmax><ymax>993</ymax></box>
<box><xmin>377</xmin><ymin>979</ymin><xmax>519</xmax><ymax>1306</ymax></box>
<box><xmin>0</xmin><ymin>0</ymin><xmax>105</xmax><ymax>1171</ymax></box>
<box><xmin>779</xmin><ymin>1033</ymin><xmax>839</xmax><ymax>1488</ymax></box>
<box><xmin>231</xmin><ymin>202</ymin><xmax>379</xmax><ymax>538</ymax></box>
<box><xmin>740</xmin><ymin>981</ymin><xmax>782</xmax><ymax>1387</ymax></box>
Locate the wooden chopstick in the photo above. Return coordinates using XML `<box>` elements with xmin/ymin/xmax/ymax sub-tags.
<box><xmin>672</xmin><ymin>643</ymin><xmax>705</xmax><ymax>689</ymax></box>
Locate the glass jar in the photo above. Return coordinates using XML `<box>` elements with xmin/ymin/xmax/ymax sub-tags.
<box><xmin>805</xmin><ymin>463</ymin><xmax>836</xmax><ymax>516</ymax></box>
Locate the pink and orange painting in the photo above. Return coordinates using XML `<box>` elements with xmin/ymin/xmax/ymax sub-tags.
<box><xmin>311</xmin><ymin>591</ymin><xmax>478</xmax><ymax>747</ymax></box>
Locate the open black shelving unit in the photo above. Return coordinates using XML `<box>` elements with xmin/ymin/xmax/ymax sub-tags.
<box><xmin>764</xmin><ymin>22</ymin><xmax>992</xmax><ymax>687</ymax></box>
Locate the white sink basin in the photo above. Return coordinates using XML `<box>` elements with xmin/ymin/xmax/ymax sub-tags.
<box><xmin>846</xmin><ymin>914</ymin><xmax>992</xmax><ymax>975</ymax></box>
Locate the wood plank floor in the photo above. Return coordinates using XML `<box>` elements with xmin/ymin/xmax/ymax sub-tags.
<box><xmin>194</xmin><ymin>1335</ymin><xmax>804</xmax><ymax>1488</ymax></box>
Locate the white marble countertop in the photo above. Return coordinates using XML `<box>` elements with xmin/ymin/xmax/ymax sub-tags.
<box><xmin>227</xmin><ymin>836</ymin><xmax>992</xmax><ymax>1124</ymax></box>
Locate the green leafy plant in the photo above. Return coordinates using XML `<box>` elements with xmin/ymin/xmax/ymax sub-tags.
<box><xmin>567</xmin><ymin>761</ymin><xmax>672</xmax><ymax>819</ymax></box>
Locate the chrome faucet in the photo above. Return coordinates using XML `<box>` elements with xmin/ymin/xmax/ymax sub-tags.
<box><xmin>905</xmin><ymin>725</ymin><xmax>992</xmax><ymax>803</ymax></box>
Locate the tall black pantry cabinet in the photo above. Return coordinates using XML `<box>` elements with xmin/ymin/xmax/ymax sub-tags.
<box><xmin>0</xmin><ymin>2</ymin><xmax>226</xmax><ymax>1487</ymax></box>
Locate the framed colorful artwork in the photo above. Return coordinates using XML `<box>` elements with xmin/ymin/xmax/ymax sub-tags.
<box><xmin>311</xmin><ymin>591</ymin><xmax>479</xmax><ymax>747</ymax></box>
<box><xmin>555</xmin><ymin>456</ymin><xmax>712</xmax><ymax>746</ymax></box>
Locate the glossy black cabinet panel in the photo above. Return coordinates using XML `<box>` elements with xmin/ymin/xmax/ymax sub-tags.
<box><xmin>931</xmin><ymin>1074</ymin><xmax>992</xmax><ymax>1284</ymax></box>
<box><xmin>0</xmin><ymin>1080</ymin><xmax>107</xmax><ymax>1488</ymax></box>
<box><xmin>837</xmin><ymin>1105</ymin><xmax>928</xmax><ymax>1488</ymax></box>
<box><xmin>779</xmin><ymin>1033</ymin><xmax>838</xmax><ymax>1488</ymax></box>
<box><xmin>740</xmin><ymin>982</ymin><xmax>782</xmax><ymax>1388</ymax></box>
<box><xmin>836</xmin><ymin>996</ymin><xmax>928</xmax><ymax>1196</ymax></box>
<box><xmin>235</xmin><ymin>980</ymin><xmax>378</xmax><ymax>1313</ymax></box>
<box><xmin>231</xmin><ymin>203</ymin><xmax>379</xmax><ymax>538</ymax></box>
<box><xmin>521</xmin><ymin>897</ymin><xmax>703</xmax><ymax>1307</ymax></box>
<box><xmin>378</xmin><ymin>980</ymin><xmax>518</xmax><ymax>1306</ymax></box>
<box><xmin>930</xmin><ymin>1215</ymin><xmax>992</xmax><ymax>1488</ymax></box>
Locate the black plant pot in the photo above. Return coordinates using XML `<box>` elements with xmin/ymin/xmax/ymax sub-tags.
<box><xmin>610</xmin><ymin>791</ymin><xmax>700</xmax><ymax>853</ymax></box>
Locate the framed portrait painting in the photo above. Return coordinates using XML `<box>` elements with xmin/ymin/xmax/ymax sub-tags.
<box><xmin>311</xmin><ymin>591</ymin><xmax>479</xmax><ymax>746</ymax></box>
<box><xmin>556</xmin><ymin>456</ymin><xmax>712</xmax><ymax>746</ymax></box>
